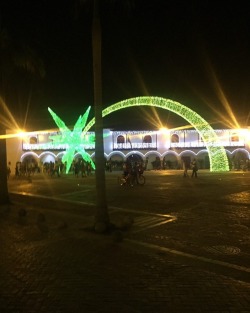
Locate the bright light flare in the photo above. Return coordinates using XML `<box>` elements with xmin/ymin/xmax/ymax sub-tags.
<box><xmin>0</xmin><ymin>129</ymin><xmax>26</xmax><ymax>140</ymax></box>
<box><xmin>0</xmin><ymin>97</ymin><xmax>20</xmax><ymax>130</ymax></box>
<box><xmin>203</xmin><ymin>56</ymin><xmax>240</xmax><ymax>129</ymax></box>
<box><xmin>140</xmin><ymin>106</ymin><xmax>165</xmax><ymax>129</ymax></box>
<box><xmin>159</xmin><ymin>127</ymin><xmax>168</xmax><ymax>133</ymax></box>
<box><xmin>0</xmin><ymin>128</ymin><xmax>60</xmax><ymax>140</ymax></box>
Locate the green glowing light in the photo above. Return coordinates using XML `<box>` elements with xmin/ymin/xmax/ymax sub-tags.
<box><xmin>84</xmin><ymin>96</ymin><xmax>229</xmax><ymax>172</ymax></box>
<box><xmin>48</xmin><ymin>106</ymin><xmax>95</xmax><ymax>173</ymax></box>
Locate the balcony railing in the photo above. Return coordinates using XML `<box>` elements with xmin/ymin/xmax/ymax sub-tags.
<box><xmin>113</xmin><ymin>143</ymin><xmax>157</xmax><ymax>150</ymax></box>
<box><xmin>170</xmin><ymin>141</ymin><xmax>245</xmax><ymax>148</ymax></box>
<box><xmin>22</xmin><ymin>143</ymin><xmax>95</xmax><ymax>151</ymax></box>
<box><xmin>22</xmin><ymin>140</ymin><xmax>245</xmax><ymax>152</ymax></box>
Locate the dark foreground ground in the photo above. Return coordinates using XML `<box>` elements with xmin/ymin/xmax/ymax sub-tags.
<box><xmin>1</xmin><ymin>169</ymin><xmax>250</xmax><ymax>312</ymax></box>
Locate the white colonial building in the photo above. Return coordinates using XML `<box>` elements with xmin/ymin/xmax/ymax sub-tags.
<box><xmin>6</xmin><ymin>127</ymin><xmax>250</xmax><ymax>174</ymax></box>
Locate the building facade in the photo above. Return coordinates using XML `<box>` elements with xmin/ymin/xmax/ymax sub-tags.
<box><xmin>6</xmin><ymin>127</ymin><xmax>250</xmax><ymax>174</ymax></box>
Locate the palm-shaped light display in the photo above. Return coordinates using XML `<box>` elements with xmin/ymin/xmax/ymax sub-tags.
<box><xmin>48</xmin><ymin>106</ymin><xmax>95</xmax><ymax>173</ymax></box>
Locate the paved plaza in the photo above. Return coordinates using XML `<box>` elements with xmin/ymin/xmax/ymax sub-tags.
<box><xmin>1</xmin><ymin>170</ymin><xmax>250</xmax><ymax>312</ymax></box>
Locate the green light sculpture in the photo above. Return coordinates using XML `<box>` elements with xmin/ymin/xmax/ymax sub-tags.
<box><xmin>84</xmin><ymin>96</ymin><xmax>229</xmax><ymax>172</ymax></box>
<box><xmin>48</xmin><ymin>106</ymin><xmax>95</xmax><ymax>173</ymax></box>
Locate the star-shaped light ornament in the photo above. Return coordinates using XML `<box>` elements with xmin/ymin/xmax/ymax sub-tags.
<box><xmin>48</xmin><ymin>106</ymin><xmax>95</xmax><ymax>174</ymax></box>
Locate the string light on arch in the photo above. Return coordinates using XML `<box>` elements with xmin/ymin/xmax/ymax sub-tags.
<box><xmin>84</xmin><ymin>96</ymin><xmax>229</xmax><ymax>172</ymax></box>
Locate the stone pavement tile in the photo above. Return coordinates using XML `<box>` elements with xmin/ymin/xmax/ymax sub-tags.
<box><xmin>1</xmin><ymin>215</ymin><xmax>250</xmax><ymax>313</ymax></box>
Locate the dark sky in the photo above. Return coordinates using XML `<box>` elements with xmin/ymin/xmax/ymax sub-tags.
<box><xmin>1</xmin><ymin>0</ymin><xmax>250</xmax><ymax>131</ymax></box>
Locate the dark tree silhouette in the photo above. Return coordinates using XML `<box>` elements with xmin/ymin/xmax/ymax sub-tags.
<box><xmin>0</xmin><ymin>28</ymin><xmax>45</xmax><ymax>205</ymax></box>
<box><xmin>76</xmin><ymin>0</ymin><xmax>134</xmax><ymax>230</ymax></box>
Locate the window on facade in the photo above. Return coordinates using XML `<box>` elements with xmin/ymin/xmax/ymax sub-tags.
<box><xmin>231</xmin><ymin>134</ymin><xmax>239</xmax><ymax>142</ymax></box>
<box><xmin>143</xmin><ymin>135</ymin><xmax>152</xmax><ymax>143</ymax></box>
<box><xmin>117</xmin><ymin>135</ymin><xmax>125</xmax><ymax>144</ymax></box>
<box><xmin>171</xmin><ymin>134</ymin><xmax>179</xmax><ymax>143</ymax></box>
<box><xmin>29</xmin><ymin>137</ymin><xmax>37</xmax><ymax>144</ymax></box>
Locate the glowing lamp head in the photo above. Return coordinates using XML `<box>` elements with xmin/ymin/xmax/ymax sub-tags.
<box><xmin>17</xmin><ymin>130</ymin><xmax>26</xmax><ymax>138</ymax></box>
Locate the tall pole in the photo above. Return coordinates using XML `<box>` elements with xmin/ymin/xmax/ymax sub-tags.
<box><xmin>0</xmin><ymin>128</ymin><xmax>9</xmax><ymax>204</ymax></box>
<box><xmin>92</xmin><ymin>0</ymin><xmax>109</xmax><ymax>226</ymax></box>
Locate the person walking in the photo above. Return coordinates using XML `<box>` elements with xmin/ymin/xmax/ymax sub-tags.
<box><xmin>7</xmin><ymin>162</ymin><xmax>11</xmax><ymax>179</ymax></box>
<box><xmin>183</xmin><ymin>159</ymin><xmax>189</xmax><ymax>178</ymax></box>
<box><xmin>191</xmin><ymin>158</ymin><xmax>198</xmax><ymax>178</ymax></box>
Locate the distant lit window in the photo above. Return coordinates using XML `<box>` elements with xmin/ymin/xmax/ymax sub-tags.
<box><xmin>29</xmin><ymin>137</ymin><xmax>37</xmax><ymax>144</ymax></box>
<box><xmin>143</xmin><ymin>135</ymin><xmax>152</xmax><ymax>143</ymax></box>
<box><xmin>171</xmin><ymin>134</ymin><xmax>179</xmax><ymax>143</ymax></box>
<box><xmin>231</xmin><ymin>134</ymin><xmax>239</xmax><ymax>142</ymax></box>
<box><xmin>117</xmin><ymin>135</ymin><xmax>125</xmax><ymax>144</ymax></box>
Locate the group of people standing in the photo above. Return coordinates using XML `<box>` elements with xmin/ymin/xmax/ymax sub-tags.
<box><xmin>73</xmin><ymin>159</ymin><xmax>92</xmax><ymax>178</ymax></box>
<box><xmin>183</xmin><ymin>158</ymin><xmax>198</xmax><ymax>178</ymax></box>
<box><xmin>122</xmin><ymin>161</ymin><xmax>144</xmax><ymax>186</ymax></box>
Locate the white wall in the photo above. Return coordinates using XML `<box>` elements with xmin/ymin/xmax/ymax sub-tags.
<box><xmin>6</xmin><ymin>136</ymin><xmax>23</xmax><ymax>175</ymax></box>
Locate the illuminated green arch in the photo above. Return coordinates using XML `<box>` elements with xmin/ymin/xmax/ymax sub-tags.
<box><xmin>84</xmin><ymin>96</ymin><xmax>229</xmax><ymax>172</ymax></box>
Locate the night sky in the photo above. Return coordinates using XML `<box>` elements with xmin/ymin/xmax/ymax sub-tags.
<box><xmin>1</xmin><ymin>0</ymin><xmax>250</xmax><ymax>131</ymax></box>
